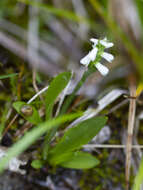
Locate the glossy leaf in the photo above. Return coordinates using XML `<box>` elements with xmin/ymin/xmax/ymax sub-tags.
<box><xmin>49</xmin><ymin>116</ymin><xmax>107</xmax><ymax>160</ymax></box>
<box><xmin>60</xmin><ymin>151</ymin><xmax>99</xmax><ymax>169</ymax></box>
<box><xmin>49</xmin><ymin>151</ymin><xmax>74</xmax><ymax>165</ymax></box>
<box><xmin>13</xmin><ymin>101</ymin><xmax>42</xmax><ymax>125</ymax></box>
<box><xmin>45</xmin><ymin>71</ymin><xmax>71</xmax><ymax>120</ymax></box>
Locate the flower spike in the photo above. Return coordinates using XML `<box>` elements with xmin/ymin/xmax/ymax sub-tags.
<box><xmin>80</xmin><ymin>37</ymin><xmax>114</xmax><ymax>76</ymax></box>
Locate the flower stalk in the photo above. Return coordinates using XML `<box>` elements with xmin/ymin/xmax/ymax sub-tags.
<box><xmin>60</xmin><ymin>65</ymin><xmax>96</xmax><ymax>115</ymax></box>
<box><xmin>60</xmin><ymin>37</ymin><xmax>114</xmax><ymax>115</ymax></box>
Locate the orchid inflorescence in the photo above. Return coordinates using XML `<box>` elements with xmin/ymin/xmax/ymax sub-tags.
<box><xmin>80</xmin><ymin>37</ymin><xmax>114</xmax><ymax>76</ymax></box>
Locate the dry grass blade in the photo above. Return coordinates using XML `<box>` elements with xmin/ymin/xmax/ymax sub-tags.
<box><xmin>126</xmin><ymin>77</ymin><xmax>137</xmax><ymax>190</ymax></box>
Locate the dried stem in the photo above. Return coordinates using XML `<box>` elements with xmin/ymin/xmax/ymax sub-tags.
<box><xmin>126</xmin><ymin>77</ymin><xmax>136</xmax><ymax>190</ymax></box>
<box><xmin>3</xmin><ymin>114</ymin><xmax>19</xmax><ymax>137</ymax></box>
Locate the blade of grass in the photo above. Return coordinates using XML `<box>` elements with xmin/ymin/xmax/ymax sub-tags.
<box><xmin>0</xmin><ymin>73</ymin><xmax>18</xmax><ymax>80</ymax></box>
<box><xmin>133</xmin><ymin>158</ymin><xmax>143</xmax><ymax>190</ymax></box>
<box><xmin>0</xmin><ymin>112</ymin><xmax>82</xmax><ymax>173</ymax></box>
<box><xmin>0</xmin><ymin>102</ymin><xmax>10</xmax><ymax>140</ymax></box>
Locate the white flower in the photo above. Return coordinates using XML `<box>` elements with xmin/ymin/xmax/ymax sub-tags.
<box><xmin>80</xmin><ymin>37</ymin><xmax>114</xmax><ymax>76</ymax></box>
<box><xmin>90</xmin><ymin>38</ymin><xmax>98</xmax><ymax>47</ymax></box>
<box><xmin>90</xmin><ymin>37</ymin><xmax>114</xmax><ymax>48</ymax></box>
<box><xmin>80</xmin><ymin>47</ymin><xmax>98</xmax><ymax>67</ymax></box>
<box><xmin>101</xmin><ymin>52</ymin><xmax>114</xmax><ymax>63</ymax></box>
<box><xmin>100</xmin><ymin>38</ymin><xmax>114</xmax><ymax>48</ymax></box>
<box><xmin>95</xmin><ymin>62</ymin><xmax>109</xmax><ymax>76</ymax></box>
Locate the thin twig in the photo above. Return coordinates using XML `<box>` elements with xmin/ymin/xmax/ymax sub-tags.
<box><xmin>3</xmin><ymin>114</ymin><xmax>19</xmax><ymax>136</ymax></box>
<box><xmin>126</xmin><ymin>78</ymin><xmax>136</xmax><ymax>190</ymax></box>
<box><xmin>27</xmin><ymin>85</ymin><xmax>49</xmax><ymax>104</ymax></box>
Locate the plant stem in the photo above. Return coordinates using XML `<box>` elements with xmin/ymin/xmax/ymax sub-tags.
<box><xmin>60</xmin><ymin>66</ymin><xmax>96</xmax><ymax>115</ymax></box>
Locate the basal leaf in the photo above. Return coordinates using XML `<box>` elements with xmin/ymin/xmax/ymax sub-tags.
<box><xmin>42</xmin><ymin>72</ymin><xmax>72</xmax><ymax>159</ymax></box>
<box><xmin>13</xmin><ymin>101</ymin><xmax>42</xmax><ymax>125</ymax></box>
<box><xmin>49</xmin><ymin>116</ymin><xmax>107</xmax><ymax>159</ymax></box>
<box><xmin>49</xmin><ymin>151</ymin><xmax>74</xmax><ymax>165</ymax></box>
<box><xmin>60</xmin><ymin>151</ymin><xmax>99</xmax><ymax>169</ymax></box>
<box><xmin>45</xmin><ymin>71</ymin><xmax>71</xmax><ymax>120</ymax></box>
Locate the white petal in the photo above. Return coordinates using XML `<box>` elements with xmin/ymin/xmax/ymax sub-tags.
<box><xmin>90</xmin><ymin>38</ymin><xmax>98</xmax><ymax>47</ymax></box>
<box><xmin>80</xmin><ymin>54</ymin><xmax>91</xmax><ymax>67</ymax></box>
<box><xmin>100</xmin><ymin>39</ymin><xmax>114</xmax><ymax>48</ymax></box>
<box><xmin>95</xmin><ymin>62</ymin><xmax>109</xmax><ymax>76</ymax></box>
<box><xmin>102</xmin><ymin>52</ymin><xmax>114</xmax><ymax>62</ymax></box>
<box><xmin>88</xmin><ymin>47</ymin><xmax>98</xmax><ymax>61</ymax></box>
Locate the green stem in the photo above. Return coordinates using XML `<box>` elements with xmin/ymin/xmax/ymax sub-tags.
<box><xmin>60</xmin><ymin>66</ymin><xmax>96</xmax><ymax>115</ymax></box>
<box><xmin>42</xmin><ymin>125</ymin><xmax>58</xmax><ymax>160</ymax></box>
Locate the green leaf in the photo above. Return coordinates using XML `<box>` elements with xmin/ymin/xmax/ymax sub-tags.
<box><xmin>60</xmin><ymin>151</ymin><xmax>99</xmax><ymax>169</ymax></box>
<box><xmin>45</xmin><ymin>71</ymin><xmax>71</xmax><ymax>120</ymax></box>
<box><xmin>13</xmin><ymin>101</ymin><xmax>42</xmax><ymax>125</ymax></box>
<box><xmin>0</xmin><ymin>102</ymin><xmax>10</xmax><ymax>140</ymax></box>
<box><xmin>49</xmin><ymin>116</ymin><xmax>107</xmax><ymax>161</ymax></box>
<box><xmin>0</xmin><ymin>73</ymin><xmax>18</xmax><ymax>80</ymax></box>
<box><xmin>42</xmin><ymin>71</ymin><xmax>72</xmax><ymax>160</ymax></box>
<box><xmin>49</xmin><ymin>151</ymin><xmax>74</xmax><ymax>165</ymax></box>
<box><xmin>133</xmin><ymin>157</ymin><xmax>143</xmax><ymax>190</ymax></box>
<box><xmin>31</xmin><ymin>160</ymin><xmax>44</xmax><ymax>169</ymax></box>
<box><xmin>0</xmin><ymin>112</ymin><xmax>82</xmax><ymax>173</ymax></box>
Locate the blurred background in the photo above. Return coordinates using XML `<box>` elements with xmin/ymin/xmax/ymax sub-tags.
<box><xmin>0</xmin><ymin>0</ymin><xmax>143</xmax><ymax>189</ymax></box>
<box><xmin>0</xmin><ymin>0</ymin><xmax>142</xmax><ymax>97</ymax></box>
<box><xmin>0</xmin><ymin>0</ymin><xmax>142</xmax><ymax>77</ymax></box>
